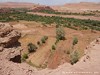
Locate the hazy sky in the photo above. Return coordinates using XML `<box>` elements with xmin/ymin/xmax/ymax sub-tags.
<box><xmin>0</xmin><ymin>0</ymin><xmax>100</xmax><ymax>5</ymax></box>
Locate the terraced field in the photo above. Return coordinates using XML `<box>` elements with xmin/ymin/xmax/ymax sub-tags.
<box><xmin>12</xmin><ymin>21</ymin><xmax>100</xmax><ymax>69</ymax></box>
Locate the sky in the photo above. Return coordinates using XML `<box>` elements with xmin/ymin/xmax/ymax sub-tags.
<box><xmin>0</xmin><ymin>0</ymin><xmax>100</xmax><ymax>5</ymax></box>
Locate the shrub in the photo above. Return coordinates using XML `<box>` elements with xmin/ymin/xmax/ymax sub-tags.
<box><xmin>37</xmin><ymin>41</ymin><xmax>41</xmax><ymax>45</ymax></box>
<box><xmin>41</xmin><ymin>37</ymin><xmax>46</xmax><ymax>43</ymax></box>
<box><xmin>56</xmin><ymin>27</ymin><xmax>65</xmax><ymax>40</ymax></box>
<box><xmin>55</xmin><ymin>39</ymin><xmax>59</xmax><ymax>45</ymax></box>
<box><xmin>52</xmin><ymin>45</ymin><xmax>56</xmax><ymax>50</ymax></box>
<box><xmin>67</xmin><ymin>50</ymin><xmax>70</xmax><ymax>54</ymax></box>
<box><xmin>44</xmin><ymin>36</ymin><xmax>48</xmax><ymax>40</ymax></box>
<box><xmin>27</xmin><ymin>43</ymin><xmax>37</xmax><ymax>53</ymax></box>
<box><xmin>64</xmin><ymin>50</ymin><xmax>70</xmax><ymax>54</ymax></box>
<box><xmin>70</xmin><ymin>50</ymin><xmax>79</xmax><ymax>65</ymax></box>
<box><xmin>73</xmin><ymin>37</ymin><xmax>78</xmax><ymax>46</ymax></box>
<box><xmin>22</xmin><ymin>53</ymin><xmax>28</xmax><ymax>61</ymax></box>
<box><xmin>41</xmin><ymin>36</ymin><xmax>48</xmax><ymax>43</ymax></box>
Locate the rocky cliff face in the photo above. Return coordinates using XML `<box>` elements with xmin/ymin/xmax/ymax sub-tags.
<box><xmin>0</xmin><ymin>22</ymin><xmax>22</xmax><ymax>61</ymax></box>
<box><xmin>0</xmin><ymin>23</ymin><xmax>36</xmax><ymax>75</ymax></box>
<box><xmin>0</xmin><ymin>23</ymin><xmax>21</xmax><ymax>48</ymax></box>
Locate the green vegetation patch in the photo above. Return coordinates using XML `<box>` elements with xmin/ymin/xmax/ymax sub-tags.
<box><xmin>0</xmin><ymin>11</ymin><xmax>100</xmax><ymax>31</ymax></box>
<box><xmin>35</xmin><ymin>9</ymin><xmax>96</xmax><ymax>16</ymax></box>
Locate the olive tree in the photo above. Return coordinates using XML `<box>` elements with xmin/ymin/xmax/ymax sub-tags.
<box><xmin>70</xmin><ymin>50</ymin><xmax>79</xmax><ymax>65</ymax></box>
<box><xmin>73</xmin><ymin>37</ymin><xmax>78</xmax><ymax>46</ymax></box>
<box><xmin>56</xmin><ymin>27</ymin><xmax>65</xmax><ymax>40</ymax></box>
<box><xmin>27</xmin><ymin>43</ymin><xmax>37</xmax><ymax>53</ymax></box>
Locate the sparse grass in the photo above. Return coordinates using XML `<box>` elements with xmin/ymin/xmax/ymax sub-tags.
<box><xmin>27</xmin><ymin>60</ymin><xmax>42</xmax><ymax>68</ymax></box>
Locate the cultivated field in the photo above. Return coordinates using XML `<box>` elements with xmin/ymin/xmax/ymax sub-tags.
<box><xmin>11</xmin><ymin>21</ymin><xmax>100</xmax><ymax>69</ymax></box>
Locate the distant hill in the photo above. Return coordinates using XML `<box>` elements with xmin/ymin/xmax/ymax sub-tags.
<box><xmin>0</xmin><ymin>2</ymin><xmax>100</xmax><ymax>13</ymax></box>
<box><xmin>0</xmin><ymin>2</ymin><xmax>40</xmax><ymax>8</ymax></box>
<box><xmin>52</xmin><ymin>2</ymin><xmax>100</xmax><ymax>12</ymax></box>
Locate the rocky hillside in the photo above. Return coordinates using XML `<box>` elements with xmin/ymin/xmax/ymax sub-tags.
<box><xmin>31</xmin><ymin>6</ymin><xmax>54</xmax><ymax>12</ymax></box>
<box><xmin>52</xmin><ymin>2</ymin><xmax>100</xmax><ymax>12</ymax></box>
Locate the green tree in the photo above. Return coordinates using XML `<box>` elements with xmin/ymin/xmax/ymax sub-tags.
<box><xmin>70</xmin><ymin>50</ymin><xmax>79</xmax><ymax>65</ymax></box>
<box><xmin>56</xmin><ymin>27</ymin><xmax>65</xmax><ymax>40</ymax></box>
<box><xmin>41</xmin><ymin>36</ymin><xmax>48</xmax><ymax>43</ymax></box>
<box><xmin>27</xmin><ymin>43</ymin><xmax>37</xmax><ymax>53</ymax></box>
<box><xmin>73</xmin><ymin>37</ymin><xmax>78</xmax><ymax>46</ymax></box>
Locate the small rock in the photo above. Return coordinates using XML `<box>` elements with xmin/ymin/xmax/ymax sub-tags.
<box><xmin>96</xmin><ymin>38</ymin><xmax>100</xmax><ymax>44</ymax></box>
<box><xmin>11</xmin><ymin>50</ymin><xmax>15</xmax><ymax>53</ymax></box>
<box><xmin>0</xmin><ymin>47</ymin><xmax>3</xmax><ymax>52</ymax></box>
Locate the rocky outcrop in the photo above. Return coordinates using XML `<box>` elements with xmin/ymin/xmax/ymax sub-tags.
<box><xmin>32</xmin><ymin>6</ymin><xmax>55</xmax><ymax>12</ymax></box>
<box><xmin>0</xmin><ymin>22</ymin><xmax>22</xmax><ymax>62</ymax></box>
<box><xmin>0</xmin><ymin>23</ymin><xmax>21</xmax><ymax>48</ymax></box>
<box><xmin>0</xmin><ymin>47</ymin><xmax>36</xmax><ymax>75</ymax></box>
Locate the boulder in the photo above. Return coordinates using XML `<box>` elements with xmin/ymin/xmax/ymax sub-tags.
<box><xmin>0</xmin><ymin>23</ymin><xmax>13</xmax><ymax>37</ymax></box>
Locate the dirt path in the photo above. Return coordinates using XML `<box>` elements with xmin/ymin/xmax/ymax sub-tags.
<box><xmin>28</xmin><ymin>12</ymin><xmax>100</xmax><ymax>21</ymax></box>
